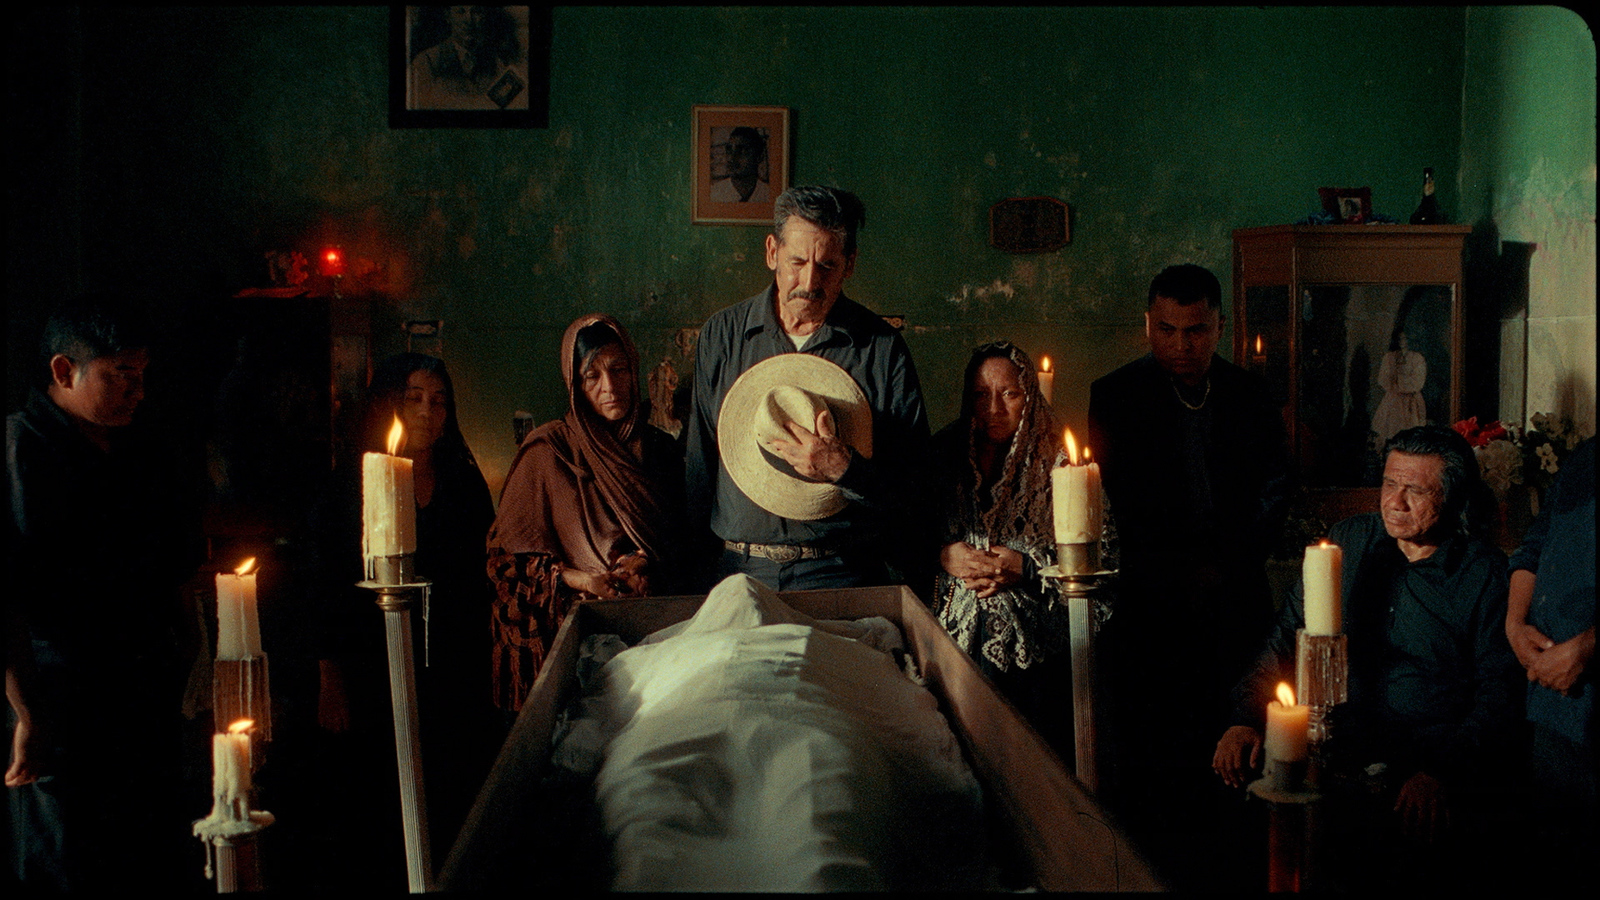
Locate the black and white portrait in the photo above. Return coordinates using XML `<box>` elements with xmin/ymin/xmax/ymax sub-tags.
<box><xmin>406</xmin><ymin>6</ymin><xmax>531</xmax><ymax>111</ymax></box>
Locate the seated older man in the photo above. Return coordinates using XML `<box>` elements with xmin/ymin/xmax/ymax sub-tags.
<box><xmin>1211</xmin><ymin>425</ymin><xmax>1523</xmax><ymax>890</ymax></box>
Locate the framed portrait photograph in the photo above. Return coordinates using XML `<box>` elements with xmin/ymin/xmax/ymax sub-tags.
<box><xmin>692</xmin><ymin>105</ymin><xmax>790</xmax><ymax>225</ymax></box>
<box><xmin>390</xmin><ymin>6</ymin><xmax>551</xmax><ymax>128</ymax></box>
<box><xmin>1317</xmin><ymin>186</ymin><xmax>1373</xmax><ymax>224</ymax></box>
<box><xmin>989</xmin><ymin>197</ymin><xmax>1071</xmax><ymax>253</ymax></box>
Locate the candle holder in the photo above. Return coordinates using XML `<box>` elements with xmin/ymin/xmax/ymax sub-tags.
<box><xmin>194</xmin><ymin>811</ymin><xmax>275</xmax><ymax>893</ymax></box>
<box><xmin>1048</xmin><ymin>540</ymin><xmax>1101</xmax><ymax>577</ymax></box>
<box><xmin>193</xmin><ymin>722</ymin><xmax>274</xmax><ymax>895</ymax></box>
<box><xmin>1294</xmin><ymin>630</ymin><xmax>1348</xmax><ymax>747</ymax></box>
<box><xmin>213</xmin><ymin>656</ymin><xmax>271</xmax><ymax>747</ymax></box>
<box><xmin>1245</xmin><ymin>776</ymin><xmax>1320</xmax><ymax>893</ymax></box>
<box><xmin>1039</xmin><ymin>556</ymin><xmax>1116</xmax><ymax>794</ymax></box>
<box><xmin>366</xmin><ymin>553</ymin><xmax>416</xmax><ymax>587</ymax></box>
<box><xmin>358</xmin><ymin>567</ymin><xmax>434</xmax><ymax>893</ymax></box>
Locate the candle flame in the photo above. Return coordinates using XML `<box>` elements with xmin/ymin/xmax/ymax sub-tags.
<box><xmin>1040</xmin><ymin>355</ymin><xmax>1052</xmax><ymax>373</ymax></box>
<box><xmin>1275</xmin><ymin>682</ymin><xmax>1296</xmax><ymax>706</ymax></box>
<box><xmin>234</xmin><ymin>557</ymin><xmax>257</xmax><ymax>576</ymax></box>
<box><xmin>228</xmin><ymin>719</ymin><xmax>254</xmax><ymax>735</ymax></box>
<box><xmin>1255</xmin><ymin>334</ymin><xmax>1263</xmax><ymax>354</ymax></box>
<box><xmin>1083</xmin><ymin>445</ymin><xmax>1092</xmax><ymax>463</ymax></box>
<box><xmin>386</xmin><ymin>415</ymin><xmax>405</xmax><ymax>456</ymax></box>
<box><xmin>1063</xmin><ymin>427</ymin><xmax>1080</xmax><ymax>465</ymax></box>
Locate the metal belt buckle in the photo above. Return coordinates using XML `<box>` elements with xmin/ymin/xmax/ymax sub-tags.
<box><xmin>765</xmin><ymin>544</ymin><xmax>801</xmax><ymax>564</ymax></box>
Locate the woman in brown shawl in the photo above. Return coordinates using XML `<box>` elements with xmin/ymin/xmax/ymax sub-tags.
<box><xmin>487</xmin><ymin>314</ymin><xmax>685</xmax><ymax>712</ymax></box>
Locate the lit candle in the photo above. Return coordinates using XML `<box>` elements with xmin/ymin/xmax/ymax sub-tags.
<box><xmin>214</xmin><ymin>557</ymin><xmax>262</xmax><ymax>661</ymax></box>
<box><xmin>1252</xmin><ymin>334</ymin><xmax>1267</xmax><ymax>369</ymax></box>
<box><xmin>212</xmin><ymin>719</ymin><xmax>254</xmax><ymax>821</ymax></box>
<box><xmin>1051</xmin><ymin>428</ymin><xmax>1104</xmax><ymax>544</ymax></box>
<box><xmin>1264</xmin><ymin>682</ymin><xmax>1309</xmax><ymax>764</ymax></box>
<box><xmin>1036</xmin><ymin>355</ymin><xmax>1055</xmax><ymax>406</ymax></box>
<box><xmin>1302</xmin><ymin>540</ymin><xmax>1343</xmax><ymax>635</ymax></box>
<box><xmin>362</xmin><ymin>416</ymin><xmax>416</xmax><ymax>569</ymax></box>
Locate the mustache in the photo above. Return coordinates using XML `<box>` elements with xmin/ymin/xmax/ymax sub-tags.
<box><xmin>786</xmin><ymin>288</ymin><xmax>827</xmax><ymax>302</ymax></box>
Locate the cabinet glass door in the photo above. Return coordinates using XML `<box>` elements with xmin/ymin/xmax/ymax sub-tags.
<box><xmin>1296</xmin><ymin>284</ymin><xmax>1455</xmax><ymax>487</ymax></box>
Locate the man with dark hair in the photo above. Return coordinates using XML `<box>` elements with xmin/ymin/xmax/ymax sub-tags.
<box><xmin>1213</xmin><ymin>425</ymin><xmax>1523</xmax><ymax>890</ymax></box>
<box><xmin>7</xmin><ymin>295</ymin><xmax>203</xmax><ymax>890</ymax></box>
<box><xmin>1086</xmin><ymin>262</ymin><xmax>1291</xmax><ymax>887</ymax></box>
<box><xmin>685</xmin><ymin>185</ymin><xmax>931</xmax><ymax>591</ymax></box>
<box><xmin>710</xmin><ymin>126</ymin><xmax>771</xmax><ymax>203</ymax></box>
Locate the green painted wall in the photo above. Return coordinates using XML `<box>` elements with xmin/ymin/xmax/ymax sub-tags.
<box><xmin>9</xmin><ymin>6</ymin><xmax>1475</xmax><ymax>496</ymax></box>
<box><xmin>1459</xmin><ymin>5</ymin><xmax>1596</xmax><ymax>436</ymax></box>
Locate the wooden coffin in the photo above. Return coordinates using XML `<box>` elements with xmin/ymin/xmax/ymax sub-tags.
<box><xmin>438</xmin><ymin>584</ymin><xmax>1164</xmax><ymax>892</ymax></box>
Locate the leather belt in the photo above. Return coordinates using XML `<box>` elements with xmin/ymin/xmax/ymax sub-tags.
<box><xmin>724</xmin><ymin>540</ymin><xmax>836</xmax><ymax>564</ymax></box>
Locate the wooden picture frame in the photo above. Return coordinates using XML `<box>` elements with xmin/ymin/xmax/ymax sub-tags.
<box><xmin>1317</xmin><ymin>186</ymin><xmax>1372</xmax><ymax>224</ymax></box>
<box><xmin>391</xmin><ymin>6</ymin><xmax>551</xmax><ymax>128</ymax></box>
<box><xmin>692</xmin><ymin>105</ymin><xmax>790</xmax><ymax>225</ymax></box>
<box><xmin>989</xmin><ymin>197</ymin><xmax>1070</xmax><ymax>253</ymax></box>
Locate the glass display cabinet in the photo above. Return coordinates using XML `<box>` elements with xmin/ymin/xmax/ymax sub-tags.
<box><xmin>1232</xmin><ymin>224</ymin><xmax>1471</xmax><ymax>521</ymax></box>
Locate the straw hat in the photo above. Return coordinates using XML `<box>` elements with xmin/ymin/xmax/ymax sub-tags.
<box><xmin>718</xmin><ymin>354</ymin><xmax>873</xmax><ymax>521</ymax></box>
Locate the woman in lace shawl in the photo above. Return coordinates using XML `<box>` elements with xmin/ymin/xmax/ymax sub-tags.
<box><xmin>486</xmin><ymin>314</ymin><xmax>685</xmax><ymax>713</ymax></box>
<box><xmin>932</xmin><ymin>341</ymin><xmax>1071</xmax><ymax>748</ymax></box>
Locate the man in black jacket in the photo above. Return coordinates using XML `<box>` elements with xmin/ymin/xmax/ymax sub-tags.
<box><xmin>1088</xmin><ymin>263</ymin><xmax>1292</xmax><ymax>888</ymax></box>
<box><xmin>7</xmin><ymin>295</ymin><xmax>203</xmax><ymax>891</ymax></box>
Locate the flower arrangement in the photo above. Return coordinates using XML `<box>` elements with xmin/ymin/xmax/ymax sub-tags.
<box><xmin>1452</xmin><ymin>412</ymin><xmax>1589</xmax><ymax>500</ymax></box>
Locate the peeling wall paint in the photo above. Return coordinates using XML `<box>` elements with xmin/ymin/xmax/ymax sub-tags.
<box><xmin>10</xmin><ymin>5</ymin><xmax>1526</xmax><ymax>496</ymax></box>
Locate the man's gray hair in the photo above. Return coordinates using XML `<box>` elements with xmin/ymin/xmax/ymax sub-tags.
<box><xmin>772</xmin><ymin>185</ymin><xmax>866</xmax><ymax>258</ymax></box>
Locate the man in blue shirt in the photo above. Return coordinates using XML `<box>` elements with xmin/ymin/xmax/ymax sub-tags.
<box><xmin>684</xmin><ymin>185</ymin><xmax>931</xmax><ymax>591</ymax></box>
<box><xmin>1505</xmin><ymin>434</ymin><xmax>1594</xmax><ymax>886</ymax></box>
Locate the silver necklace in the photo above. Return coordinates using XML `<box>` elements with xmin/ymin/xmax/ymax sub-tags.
<box><xmin>1173</xmin><ymin>376</ymin><xmax>1211</xmax><ymax>410</ymax></box>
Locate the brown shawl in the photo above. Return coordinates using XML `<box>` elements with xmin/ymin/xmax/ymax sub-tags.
<box><xmin>488</xmin><ymin>313</ymin><xmax>675</xmax><ymax>570</ymax></box>
<box><xmin>487</xmin><ymin>314</ymin><xmax>682</xmax><ymax>709</ymax></box>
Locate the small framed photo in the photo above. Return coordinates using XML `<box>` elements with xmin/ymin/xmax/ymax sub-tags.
<box><xmin>989</xmin><ymin>197</ymin><xmax>1071</xmax><ymax>253</ymax></box>
<box><xmin>692</xmin><ymin>105</ymin><xmax>790</xmax><ymax>225</ymax></box>
<box><xmin>391</xmin><ymin>6</ymin><xmax>551</xmax><ymax>128</ymax></box>
<box><xmin>1318</xmin><ymin>186</ymin><xmax>1372</xmax><ymax>224</ymax></box>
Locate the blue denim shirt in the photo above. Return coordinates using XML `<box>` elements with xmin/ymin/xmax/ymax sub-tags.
<box><xmin>1509</xmin><ymin>436</ymin><xmax>1596</xmax><ymax>748</ymax></box>
<box><xmin>684</xmin><ymin>286</ymin><xmax>931</xmax><ymax>575</ymax></box>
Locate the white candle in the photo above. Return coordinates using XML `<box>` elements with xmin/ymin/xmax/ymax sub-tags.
<box><xmin>1051</xmin><ymin>428</ymin><xmax>1103</xmax><ymax>544</ymax></box>
<box><xmin>1036</xmin><ymin>356</ymin><xmax>1055</xmax><ymax>406</ymax></box>
<box><xmin>362</xmin><ymin>416</ymin><xmax>416</xmax><ymax>563</ymax></box>
<box><xmin>215</xmin><ymin>557</ymin><xmax>262</xmax><ymax>661</ymax></box>
<box><xmin>212</xmin><ymin>720</ymin><xmax>254</xmax><ymax>820</ymax></box>
<box><xmin>1302</xmin><ymin>540</ymin><xmax>1343</xmax><ymax>635</ymax></box>
<box><xmin>1263</xmin><ymin>682</ymin><xmax>1309</xmax><ymax>763</ymax></box>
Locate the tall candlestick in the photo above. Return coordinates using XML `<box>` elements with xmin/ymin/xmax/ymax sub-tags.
<box><xmin>1302</xmin><ymin>540</ymin><xmax>1343</xmax><ymax>635</ymax></box>
<box><xmin>1037</xmin><ymin>356</ymin><xmax>1055</xmax><ymax>406</ymax></box>
<box><xmin>363</xmin><ymin>416</ymin><xmax>416</xmax><ymax>568</ymax></box>
<box><xmin>215</xmin><ymin>557</ymin><xmax>262</xmax><ymax>660</ymax></box>
<box><xmin>1264</xmin><ymin>682</ymin><xmax>1309</xmax><ymax>764</ymax></box>
<box><xmin>1051</xmin><ymin>428</ymin><xmax>1103</xmax><ymax>544</ymax></box>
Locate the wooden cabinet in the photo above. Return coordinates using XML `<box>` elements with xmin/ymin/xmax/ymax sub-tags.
<box><xmin>1232</xmin><ymin>225</ymin><xmax>1470</xmax><ymax>517</ymax></box>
